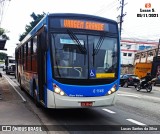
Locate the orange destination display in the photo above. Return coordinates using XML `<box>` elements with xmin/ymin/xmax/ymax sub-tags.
<box><xmin>63</xmin><ymin>19</ymin><xmax>105</xmax><ymax>31</ymax></box>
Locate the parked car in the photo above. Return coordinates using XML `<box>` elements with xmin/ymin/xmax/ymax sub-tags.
<box><xmin>120</xmin><ymin>74</ymin><xmax>140</xmax><ymax>88</ymax></box>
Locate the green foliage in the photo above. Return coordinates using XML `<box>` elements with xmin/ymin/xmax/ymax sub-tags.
<box><xmin>0</xmin><ymin>52</ymin><xmax>7</xmax><ymax>60</ymax></box>
<box><xmin>19</xmin><ymin>12</ymin><xmax>46</xmax><ymax>41</ymax></box>
<box><xmin>0</xmin><ymin>28</ymin><xmax>9</xmax><ymax>40</ymax></box>
<box><xmin>0</xmin><ymin>28</ymin><xmax>4</xmax><ymax>35</ymax></box>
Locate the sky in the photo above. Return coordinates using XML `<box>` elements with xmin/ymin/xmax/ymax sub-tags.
<box><xmin>0</xmin><ymin>0</ymin><xmax>160</xmax><ymax>56</ymax></box>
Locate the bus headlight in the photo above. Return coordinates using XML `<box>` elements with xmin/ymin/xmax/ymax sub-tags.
<box><xmin>53</xmin><ymin>84</ymin><xmax>66</xmax><ymax>96</ymax></box>
<box><xmin>108</xmin><ymin>90</ymin><xmax>112</xmax><ymax>95</ymax></box>
<box><xmin>60</xmin><ymin>91</ymin><xmax>65</xmax><ymax>96</ymax></box>
<box><xmin>55</xmin><ymin>86</ymin><xmax>61</xmax><ymax>94</ymax></box>
<box><xmin>111</xmin><ymin>87</ymin><xmax>116</xmax><ymax>92</ymax></box>
<box><xmin>107</xmin><ymin>84</ymin><xmax>117</xmax><ymax>95</ymax></box>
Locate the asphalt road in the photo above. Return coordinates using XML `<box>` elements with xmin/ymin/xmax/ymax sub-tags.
<box><xmin>1</xmin><ymin>71</ymin><xmax>160</xmax><ymax>134</ymax></box>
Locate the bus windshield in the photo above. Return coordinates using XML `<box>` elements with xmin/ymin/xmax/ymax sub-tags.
<box><xmin>51</xmin><ymin>32</ymin><xmax>118</xmax><ymax>79</ymax></box>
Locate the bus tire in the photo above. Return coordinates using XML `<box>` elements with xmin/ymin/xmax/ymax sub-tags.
<box><xmin>33</xmin><ymin>82</ymin><xmax>40</xmax><ymax>107</ymax></box>
<box><xmin>34</xmin><ymin>90</ymin><xmax>40</xmax><ymax>107</ymax></box>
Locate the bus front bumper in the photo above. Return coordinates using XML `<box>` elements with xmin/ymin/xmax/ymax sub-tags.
<box><xmin>47</xmin><ymin>89</ymin><xmax>117</xmax><ymax>108</ymax></box>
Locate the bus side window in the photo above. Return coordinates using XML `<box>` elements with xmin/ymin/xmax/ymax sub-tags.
<box><xmin>27</xmin><ymin>40</ymin><xmax>32</xmax><ymax>71</ymax></box>
<box><xmin>24</xmin><ymin>44</ymin><xmax>27</xmax><ymax>71</ymax></box>
<box><xmin>32</xmin><ymin>36</ymin><xmax>38</xmax><ymax>72</ymax></box>
<box><xmin>21</xmin><ymin>46</ymin><xmax>24</xmax><ymax>70</ymax></box>
<box><xmin>18</xmin><ymin>49</ymin><xmax>21</xmax><ymax>64</ymax></box>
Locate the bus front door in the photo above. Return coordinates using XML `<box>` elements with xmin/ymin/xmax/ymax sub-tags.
<box><xmin>37</xmin><ymin>32</ymin><xmax>46</xmax><ymax>105</ymax></box>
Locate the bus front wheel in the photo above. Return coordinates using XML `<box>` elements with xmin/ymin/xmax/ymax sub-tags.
<box><xmin>33</xmin><ymin>88</ymin><xmax>40</xmax><ymax>107</ymax></box>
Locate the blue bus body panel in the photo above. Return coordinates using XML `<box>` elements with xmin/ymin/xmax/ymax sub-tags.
<box><xmin>46</xmin><ymin>50</ymin><xmax>53</xmax><ymax>88</ymax></box>
<box><xmin>52</xmin><ymin>79</ymin><xmax>119</xmax><ymax>97</ymax></box>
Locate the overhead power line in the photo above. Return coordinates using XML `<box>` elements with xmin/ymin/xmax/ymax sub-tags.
<box><xmin>94</xmin><ymin>0</ymin><xmax>118</xmax><ymax>16</ymax></box>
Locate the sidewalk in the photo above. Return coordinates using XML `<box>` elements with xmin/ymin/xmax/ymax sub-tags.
<box><xmin>0</xmin><ymin>76</ymin><xmax>21</xmax><ymax>101</ymax></box>
<box><xmin>0</xmin><ymin>75</ymin><xmax>47</xmax><ymax>134</ymax></box>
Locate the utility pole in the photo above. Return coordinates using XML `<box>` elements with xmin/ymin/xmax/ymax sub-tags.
<box><xmin>0</xmin><ymin>0</ymin><xmax>11</xmax><ymax>27</ymax></box>
<box><xmin>0</xmin><ymin>0</ymin><xmax>5</xmax><ymax>27</ymax></box>
<box><xmin>119</xmin><ymin>0</ymin><xmax>124</xmax><ymax>39</ymax></box>
<box><xmin>117</xmin><ymin>0</ymin><xmax>127</xmax><ymax>39</ymax></box>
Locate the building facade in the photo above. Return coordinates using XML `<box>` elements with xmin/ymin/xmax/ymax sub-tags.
<box><xmin>120</xmin><ymin>39</ymin><xmax>158</xmax><ymax>65</ymax></box>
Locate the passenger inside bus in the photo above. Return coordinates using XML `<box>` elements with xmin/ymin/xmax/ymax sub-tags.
<box><xmin>59</xmin><ymin>52</ymin><xmax>69</xmax><ymax>76</ymax></box>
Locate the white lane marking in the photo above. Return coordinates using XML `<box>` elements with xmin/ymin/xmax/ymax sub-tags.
<box><xmin>126</xmin><ymin>119</ymin><xmax>146</xmax><ymax>126</ymax></box>
<box><xmin>117</xmin><ymin>93</ymin><xmax>141</xmax><ymax>98</ymax></box>
<box><xmin>3</xmin><ymin>75</ymin><xmax>27</xmax><ymax>102</ymax></box>
<box><xmin>102</xmin><ymin>108</ymin><xmax>116</xmax><ymax>114</ymax></box>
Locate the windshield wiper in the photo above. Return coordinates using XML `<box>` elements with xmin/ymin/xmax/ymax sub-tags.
<box><xmin>92</xmin><ymin>33</ymin><xmax>105</xmax><ymax>56</ymax></box>
<box><xmin>92</xmin><ymin>33</ymin><xmax>105</xmax><ymax>66</ymax></box>
<box><xmin>67</xmin><ymin>29</ymin><xmax>87</xmax><ymax>54</ymax></box>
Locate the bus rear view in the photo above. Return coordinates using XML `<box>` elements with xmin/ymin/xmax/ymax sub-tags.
<box><xmin>15</xmin><ymin>13</ymin><xmax>120</xmax><ymax>108</ymax></box>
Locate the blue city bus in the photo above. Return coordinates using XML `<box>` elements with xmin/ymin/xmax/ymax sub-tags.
<box><xmin>15</xmin><ymin>13</ymin><xmax>120</xmax><ymax>108</ymax></box>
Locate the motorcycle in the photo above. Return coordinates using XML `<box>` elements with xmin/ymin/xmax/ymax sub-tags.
<box><xmin>136</xmin><ymin>79</ymin><xmax>152</xmax><ymax>92</ymax></box>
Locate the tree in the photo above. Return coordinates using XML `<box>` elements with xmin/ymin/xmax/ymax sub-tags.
<box><xmin>0</xmin><ymin>52</ymin><xmax>7</xmax><ymax>60</ymax></box>
<box><xmin>19</xmin><ymin>12</ymin><xmax>46</xmax><ymax>41</ymax></box>
<box><xmin>0</xmin><ymin>28</ymin><xmax>9</xmax><ymax>40</ymax></box>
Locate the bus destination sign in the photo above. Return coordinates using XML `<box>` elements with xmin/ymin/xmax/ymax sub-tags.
<box><xmin>62</xmin><ymin>19</ymin><xmax>107</xmax><ymax>31</ymax></box>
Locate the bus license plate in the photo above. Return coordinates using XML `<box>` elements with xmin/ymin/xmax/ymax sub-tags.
<box><xmin>81</xmin><ymin>102</ymin><xmax>93</xmax><ymax>107</ymax></box>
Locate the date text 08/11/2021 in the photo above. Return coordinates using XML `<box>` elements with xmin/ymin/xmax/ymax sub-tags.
<box><xmin>137</xmin><ymin>13</ymin><xmax>158</xmax><ymax>17</ymax></box>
